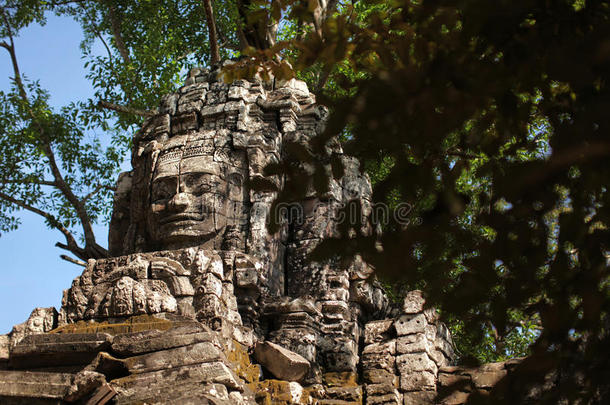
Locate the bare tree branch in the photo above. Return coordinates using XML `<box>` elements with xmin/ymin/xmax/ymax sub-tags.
<box><xmin>60</xmin><ymin>254</ymin><xmax>87</xmax><ymax>267</ymax></box>
<box><xmin>103</xmin><ymin>0</ymin><xmax>131</xmax><ymax>64</ymax></box>
<box><xmin>0</xmin><ymin>191</ymin><xmax>88</xmax><ymax>259</ymax></box>
<box><xmin>97</xmin><ymin>99</ymin><xmax>155</xmax><ymax>117</ymax></box>
<box><xmin>81</xmin><ymin>183</ymin><xmax>113</xmax><ymax>203</ymax></box>
<box><xmin>0</xmin><ymin>178</ymin><xmax>57</xmax><ymax>187</ymax></box>
<box><xmin>44</xmin><ymin>0</ymin><xmax>89</xmax><ymax>6</ymax></box>
<box><xmin>202</xmin><ymin>0</ymin><xmax>220</xmax><ymax>65</ymax></box>
<box><xmin>0</xmin><ymin>13</ymin><xmax>27</xmax><ymax>101</ymax></box>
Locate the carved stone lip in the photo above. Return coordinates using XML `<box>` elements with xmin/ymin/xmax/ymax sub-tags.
<box><xmin>159</xmin><ymin>213</ymin><xmax>205</xmax><ymax>225</ymax></box>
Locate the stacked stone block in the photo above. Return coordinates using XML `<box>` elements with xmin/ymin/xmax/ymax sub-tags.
<box><xmin>362</xmin><ymin>319</ymin><xmax>402</xmax><ymax>404</ymax></box>
<box><xmin>362</xmin><ymin>291</ymin><xmax>455</xmax><ymax>405</ymax></box>
<box><xmin>396</xmin><ymin>291</ymin><xmax>454</xmax><ymax>404</ymax></box>
<box><xmin>317</xmin><ymin>270</ymin><xmax>360</xmax><ymax>375</ymax></box>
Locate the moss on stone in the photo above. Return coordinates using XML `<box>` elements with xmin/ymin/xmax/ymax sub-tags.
<box><xmin>49</xmin><ymin>315</ymin><xmax>179</xmax><ymax>335</ymax></box>
<box><xmin>225</xmin><ymin>339</ymin><xmax>261</xmax><ymax>386</ymax></box>
<box><xmin>323</xmin><ymin>372</ymin><xmax>359</xmax><ymax>388</ymax></box>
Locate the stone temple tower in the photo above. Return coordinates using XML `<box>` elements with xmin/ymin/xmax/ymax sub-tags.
<box><xmin>0</xmin><ymin>69</ymin><xmax>456</xmax><ymax>404</ymax></box>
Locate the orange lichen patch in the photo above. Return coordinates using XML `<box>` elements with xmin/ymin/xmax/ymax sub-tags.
<box><xmin>254</xmin><ymin>379</ymin><xmax>311</xmax><ymax>405</ymax></box>
<box><xmin>226</xmin><ymin>339</ymin><xmax>261</xmax><ymax>386</ymax></box>
<box><xmin>322</xmin><ymin>372</ymin><xmax>359</xmax><ymax>388</ymax></box>
<box><xmin>49</xmin><ymin>315</ymin><xmax>182</xmax><ymax>335</ymax></box>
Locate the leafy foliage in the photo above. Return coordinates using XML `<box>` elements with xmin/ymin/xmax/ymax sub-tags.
<box><xmin>230</xmin><ymin>0</ymin><xmax>610</xmax><ymax>402</ymax></box>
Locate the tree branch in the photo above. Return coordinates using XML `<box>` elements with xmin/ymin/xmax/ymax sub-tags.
<box><xmin>0</xmin><ymin>178</ymin><xmax>57</xmax><ymax>187</ymax></box>
<box><xmin>60</xmin><ymin>254</ymin><xmax>87</xmax><ymax>267</ymax></box>
<box><xmin>44</xmin><ymin>0</ymin><xmax>88</xmax><ymax>6</ymax></box>
<box><xmin>103</xmin><ymin>0</ymin><xmax>131</xmax><ymax>64</ymax></box>
<box><xmin>0</xmin><ymin>12</ymin><xmax>27</xmax><ymax>101</ymax></box>
<box><xmin>0</xmin><ymin>191</ymin><xmax>87</xmax><ymax>259</ymax></box>
<box><xmin>202</xmin><ymin>0</ymin><xmax>220</xmax><ymax>65</ymax></box>
<box><xmin>81</xmin><ymin>183</ymin><xmax>113</xmax><ymax>203</ymax></box>
<box><xmin>97</xmin><ymin>99</ymin><xmax>155</xmax><ymax>117</ymax></box>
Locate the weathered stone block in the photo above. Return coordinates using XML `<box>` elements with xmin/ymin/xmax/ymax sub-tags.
<box><xmin>396</xmin><ymin>333</ymin><xmax>430</xmax><ymax>354</ymax></box>
<box><xmin>320</xmin><ymin>300</ymin><xmax>350</xmax><ymax>318</ymax></box>
<box><xmin>0</xmin><ymin>370</ymin><xmax>73</xmax><ymax>400</ymax></box>
<box><xmin>323</xmin><ymin>350</ymin><xmax>359</xmax><ymax>373</ymax></box>
<box><xmin>8</xmin><ymin>307</ymin><xmax>58</xmax><ymax>348</ymax></box>
<box><xmin>179</xmin><ymin>82</ymin><xmax>209</xmax><ymax>94</ymax></box>
<box><xmin>438</xmin><ymin>390</ymin><xmax>471</xmax><ymax>405</ymax></box>
<box><xmin>437</xmin><ymin>370</ymin><xmax>471</xmax><ymax>389</ymax></box>
<box><xmin>361</xmin><ymin>352</ymin><xmax>395</xmax><ymax>373</ymax></box>
<box><xmin>435</xmin><ymin>335</ymin><xmax>456</xmax><ymax>360</ymax></box>
<box><xmin>254</xmin><ymin>341</ymin><xmax>310</xmax><ymax>382</ymax></box>
<box><xmin>199</xmin><ymin>273</ymin><xmax>223</xmax><ymax>298</ymax></box>
<box><xmin>363</xmin><ymin>340</ymin><xmax>396</xmax><ymax>356</ymax></box>
<box><xmin>171</xmin><ymin>111</ymin><xmax>198</xmax><ymax>133</ymax></box>
<box><xmin>394</xmin><ymin>314</ymin><xmax>426</xmax><ymax>336</ymax></box>
<box><xmin>0</xmin><ymin>335</ymin><xmax>8</xmax><ymax>363</ymax></box>
<box><xmin>399</xmin><ymin>371</ymin><xmax>436</xmax><ymax>391</ymax></box>
<box><xmin>364</xmin><ymin>320</ymin><xmax>395</xmax><ymax>344</ymax></box>
<box><xmin>200</xmin><ymin>103</ymin><xmax>225</xmax><ymax>117</ymax></box>
<box><xmin>228</xmin><ymin>85</ymin><xmax>250</xmax><ymax>100</ymax></box>
<box><xmin>10</xmin><ymin>333</ymin><xmax>113</xmax><ymax>369</ymax></box>
<box><xmin>326</xmin><ymin>385</ymin><xmax>362</xmax><ymax>401</ymax></box>
<box><xmin>396</xmin><ymin>352</ymin><xmax>437</xmax><ymax>374</ymax></box>
<box><xmin>322</xmin><ymin>288</ymin><xmax>350</xmax><ymax>302</ymax></box>
<box><xmin>236</xmin><ymin>268</ymin><xmax>258</xmax><ymax>289</ymax></box>
<box><xmin>64</xmin><ymin>370</ymin><xmax>107</xmax><ymax>403</ymax></box>
<box><xmin>402</xmin><ymin>390</ymin><xmax>437</xmax><ymax>404</ymax></box>
<box><xmin>123</xmin><ymin>342</ymin><xmax>224</xmax><ymax>374</ymax></box>
<box><xmin>112</xmin><ymin>361</ymin><xmax>241</xmax><ymax>393</ymax></box>
<box><xmin>367</xmin><ymin>391</ymin><xmax>402</xmax><ymax>404</ymax></box>
<box><xmin>322</xmin><ymin>371</ymin><xmax>358</xmax><ymax>387</ymax></box>
<box><xmin>363</xmin><ymin>368</ymin><xmax>399</xmax><ymax>385</ymax></box>
<box><xmin>195</xmin><ymin>294</ymin><xmax>224</xmax><ymax>321</ymax></box>
<box><xmin>429</xmin><ymin>348</ymin><xmax>450</xmax><ymax>368</ymax></box>
<box><xmin>402</xmin><ymin>290</ymin><xmax>425</xmax><ymax>314</ymax></box>
<box><xmin>366</xmin><ymin>383</ymin><xmax>397</xmax><ymax>396</ymax></box>
<box><xmin>111</xmin><ymin>324</ymin><xmax>217</xmax><ymax>355</ymax></box>
<box><xmin>150</xmin><ymin>257</ymin><xmax>189</xmax><ymax>276</ymax></box>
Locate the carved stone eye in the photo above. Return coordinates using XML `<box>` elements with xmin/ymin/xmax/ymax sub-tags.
<box><xmin>152</xmin><ymin>178</ymin><xmax>177</xmax><ymax>201</ymax></box>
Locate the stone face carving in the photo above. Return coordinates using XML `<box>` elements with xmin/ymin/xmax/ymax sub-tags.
<box><xmin>1</xmin><ymin>70</ymin><xmax>460</xmax><ymax>404</ymax></box>
<box><xmin>146</xmin><ymin>130</ymin><xmax>245</xmax><ymax>250</ymax></box>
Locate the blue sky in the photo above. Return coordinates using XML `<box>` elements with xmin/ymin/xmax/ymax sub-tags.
<box><xmin>0</xmin><ymin>14</ymin><xmax>114</xmax><ymax>333</ymax></box>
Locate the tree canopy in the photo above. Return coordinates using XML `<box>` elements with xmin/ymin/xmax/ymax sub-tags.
<box><xmin>1</xmin><ymin>0</ymin><xmax>609</xmax><ymax>402</ymax></box>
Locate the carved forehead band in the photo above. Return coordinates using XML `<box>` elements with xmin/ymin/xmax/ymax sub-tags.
<box><xmin>158</xmin><ymin>145</ymin><xmax>210</xmax><ymax>164</ymax></box>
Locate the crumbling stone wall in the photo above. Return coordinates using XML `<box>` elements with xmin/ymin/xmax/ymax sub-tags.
<box><xmin>362</xmin><ymin>291</ymin><xmax>454</xmax><ymax>404</ymax></box>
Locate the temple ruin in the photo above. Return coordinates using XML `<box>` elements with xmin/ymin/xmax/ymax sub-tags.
<box><xmin>0</xmin><ymin>68</ymin><xmax>508</xmax><ymax>405</ymax></box>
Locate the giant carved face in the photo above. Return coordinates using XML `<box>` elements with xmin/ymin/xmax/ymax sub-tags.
<box><xmin>147</xmin><ymin>134</ymin><xmax>233</xmax><ymax>247</ymax></box>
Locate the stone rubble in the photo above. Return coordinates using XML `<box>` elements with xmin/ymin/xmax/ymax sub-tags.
<box><xmin>254</xmin><ymin>341</ymin><xmax>310</xmax><ymax>381</ymax></box>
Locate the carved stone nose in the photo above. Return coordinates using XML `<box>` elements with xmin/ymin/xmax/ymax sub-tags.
<box><xmin>168</xmin><ymin>192</ymin><xmax>190</xmax><ymax>211</ymax></box>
